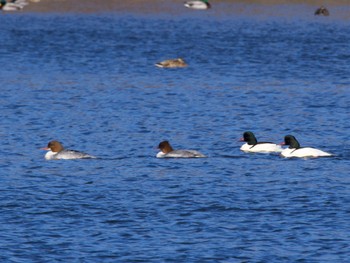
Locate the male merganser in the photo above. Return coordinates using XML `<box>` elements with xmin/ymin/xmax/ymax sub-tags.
<box><xmin>315</xmin><ymin>6</ymin><xmax>329</xmax><ymax>16</ymax></box>
<box><xmin>184</xmin><ymin>0</ymin><xmax>211</xmax><ymax>10</ymax></box>
<box><xmin>155</xmin><ymin>58</ymin><xmax>188</xmax><ymax>68</ymax></box>
<box><xmin>239</xmin><ymin>131</ymin><xmax>283</xmax><ymax>153</ymax></box>
<box><xmin>42</xmin><ymin>140</ymin><xmax>96</xmax><ymax>160</ymax></box>
<box><xmin>0</xmin><ymin>0</ymin><xmax>26</xmax><ymax>11</ymax></box>
<box><xmin>280</xmin><ymin>135</ymin><xmax>333</xmax><ymax>158</ymax></box>
<box><xmin>156</xmin><ymin>141</ymin><xmax>206</xmax><ymax>158</ymax></box>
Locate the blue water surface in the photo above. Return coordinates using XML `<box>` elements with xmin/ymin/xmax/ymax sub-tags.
<box><xmin>0</xmin><ymin>8</ymin><xmax>350</xmax><ymax>262</ymax></box>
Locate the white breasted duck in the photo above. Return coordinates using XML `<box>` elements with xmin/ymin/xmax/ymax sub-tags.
<box><xmin>42</xmin><ymin>140</ymin><xmax>96</xmax><ymax>160</ymax></box>
<box><xmin>156</xmin><ymin>140</ymin><xmax>206</xmax><ymax>158</ymax></box>
<box><xmin>280</xmin><ymin>135</ymin><xmax>333</xmax><ymax>158</ymax></box>
<box><xmin>0</xmin><ymin>0</ymin><xmax>26</xmax><ymax>11</ymax></box>
<box><xmin>184</xmin><ymin>0</ymin><xmax>211</xmax><ymax>10</ymax></box>
<box><xmin>155</xmin><ymin>58</ymin><xmax>188</xmax><ymax>68</ymax></box>
<box><xmin>314</xmin><ymin>6</ymin><xmax>329</xmax><ymax>16</ymax></box>
<box><xmin>239</xmin><ymin>131</ymin><xmax>283</xmax><ymax>153</ymax></box>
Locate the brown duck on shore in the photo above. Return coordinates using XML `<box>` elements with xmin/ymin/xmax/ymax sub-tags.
<box><xmin>314</xmin><ymin>6</ymin><xmax>329</xmax><ymax>16</ymax></box>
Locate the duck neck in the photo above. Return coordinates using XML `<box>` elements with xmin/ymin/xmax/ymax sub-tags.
<box><xmin>289</xmin><ymin>139</ymin><xmax>300</xmax><ymax>149</ymax></box>
<box><xmin>163</xmin><ymin>144</ymin><xmax>174</xmax><ymax>153</ymax></box>
<box><xmin>248</xmin><ymin>137</ymin><xmax>257</xmax><ymax>145</ymax></box>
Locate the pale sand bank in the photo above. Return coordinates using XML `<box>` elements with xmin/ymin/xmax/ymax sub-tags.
<box><xmin>16</xmin><ymin>0</ymin><xmax>350</xmax><ymax>15</ymax></box>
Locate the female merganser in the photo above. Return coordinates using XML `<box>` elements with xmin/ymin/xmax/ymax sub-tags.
<box><xmin>42</xmin><ymin>140</ymin><xmax>96</xmax><ymax>160</ymax></box>
<box><xmin>280</xmin><ymin>135</ymin><xmax>333</xmax><ymax>158</ymax></box>
<box><xmin>239</xmin><ymin>131</ymin><xmax>282</xmax><ymax>153</ymax></box>
<box><xmin>184</xmin><ymin>0</ymin><xmax>211</xmax><ymax>10</ymax></box>
<box><xmin>156</xmin><ymin>141</ymin><xmax>206</xmax><ymax>158</ymax></box>
<box><xmin>155</xmin><ymin>58</ymin><xmax>188</xmax><ymax>68</ymax></box>
<box><xmin>315</xmin><ymin>6</ymin><xmax>329</xmax><ymax>16</ymax></box>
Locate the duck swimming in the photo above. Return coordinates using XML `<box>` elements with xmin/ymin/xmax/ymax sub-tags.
<box><xmin>239</xmin><ymin>131</ymin><xmax>283</xmax><ymax>153</ymax></box>
<box><xmin>156</xmin><ymin>141</ymin><xmax>206</xmax><ymax>158</ymax></box>
<box><xmin>314</xmin><ymin>6</ymin><xmax>329</xmax><ymax>16</ymax></box>
<box><xmin>184</xmin><ymin>0</ymin><xmax>211</xmax><ymax>10</ymax></box>
<box><xmin>280</xmin><ymin>135</ymin><xmax>333</xmax><ymax>158</ymax></box>
<box><xmin>155</xmin><ymin>58</ymin><xmax>188</xmax><ymax>68</ymax></box>
<box><xmin>42</xmin><ymin>140</ymin><xmax>96</xmax><ymax>160</ymax></box>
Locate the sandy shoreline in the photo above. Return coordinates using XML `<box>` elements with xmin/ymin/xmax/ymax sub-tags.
<box><xmin>15</xmin><ymin>0</ymin><xmax>350</xmax><ymax>14</ymax></box>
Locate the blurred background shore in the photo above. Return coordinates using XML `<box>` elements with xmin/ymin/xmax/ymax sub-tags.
<box><xmin>13</xmin><ymin>0</ymin><xmax>350</xmax><ymax>15</ymax></box>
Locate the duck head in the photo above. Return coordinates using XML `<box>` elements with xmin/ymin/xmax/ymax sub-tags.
<box><xmin>43</xmin><ymin>140</ymin><xmax>64</xmax><ymax>153</ymax></box>
<box><xmin>158</xmin><ymin>141</ymin><xmax>174</xmax><ymax>154</ymax></box>
<box><xmin>282</xmin><ymin>135</ymin><xmax>301</xmax><ymax>149</ymax></box>
<box><xmin>240</xmin><ymin>131</ymin><xmax>257</xmax><ymax>145</ymax></box>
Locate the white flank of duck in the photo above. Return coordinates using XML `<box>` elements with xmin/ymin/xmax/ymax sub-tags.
<box><xmin>42</xmin><ymin>140</ymin><xmax>96</xmax><ymax>160</ymax></box>
<box><xmin>184</xmin><ymin>0</ymin><xmax>211</xmax><ymax>10</ymax></box>
<box><xmin>0</xmin><ymin>0</ymin><xmax>30</xmax><ymax>11</ymax></box>
<box><xmin>0</xmin><ymin>3</ymin><xmax>21</xmax><ymax>11</ymax></box>
<box><xmin>280</xmin><ymin>135</ymin><xmax>333</xmax><ymax>158</ymax></box>
<box><xmin>240</xmin><ymin>131</ymin><xmax>282</xmax><ymax>153</ymax></box>
<box><xmin>156</xmin><ymin>140</ymin><xmax>206</xmax><ymax>158</ymax></box>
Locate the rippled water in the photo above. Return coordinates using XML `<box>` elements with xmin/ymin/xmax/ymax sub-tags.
<box><xmin>1</xmin><ymin>9</ymin><xmax>350</xmax><ymax>262</ymax></box>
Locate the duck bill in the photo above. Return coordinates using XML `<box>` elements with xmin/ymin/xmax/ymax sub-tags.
<box><xmin>40</xmin><ymin>147</ymin><xmax>50</xmax><ymax>150</ymax></box>
<box><xmin>238</xmin><ymin>137</ymin><xmax>244</xmax><ymax>142</ymax></box>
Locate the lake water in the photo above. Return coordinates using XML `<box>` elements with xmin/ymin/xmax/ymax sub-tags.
<box><xmin>0</xmin><ymin>7</ymin><xmax>350</xmax><ymax>262</ymax></box>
